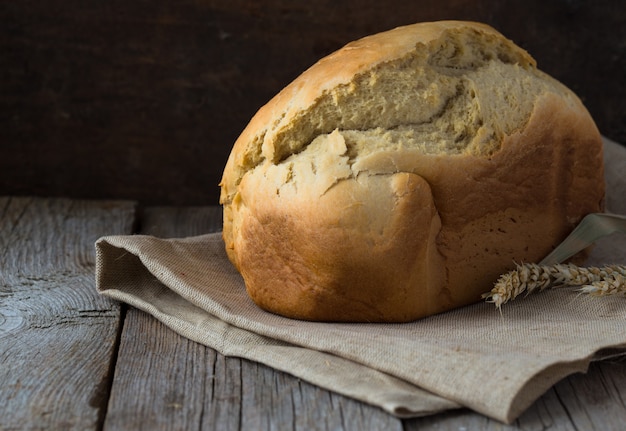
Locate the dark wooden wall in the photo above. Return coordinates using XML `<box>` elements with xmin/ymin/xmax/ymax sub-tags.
<box><xmin>2</xmin><ymin>1</ymin><xmax>625</xmax><ymax>206</ymax></box>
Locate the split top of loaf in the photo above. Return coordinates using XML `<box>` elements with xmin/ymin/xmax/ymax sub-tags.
<box><xmin>221</xmin><ymin>20</ymin><xmax>578</xmax><ymax>206</ymax></box>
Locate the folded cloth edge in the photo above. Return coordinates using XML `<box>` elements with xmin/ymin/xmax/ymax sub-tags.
<box><xmin>95</xmin><ymin>236</ymin><xmax>461</xmax><ymax>419</ymax></box>
<box><xmin>94</xmin><ymin>231</ymin><xmax>626</xmax><ymax>424</ymax></box>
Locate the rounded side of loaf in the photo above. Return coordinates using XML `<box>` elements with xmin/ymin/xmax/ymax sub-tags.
<box><xmin>219</xmin><ymin>20</ymin><xmax>605</xmax><ymax>322</ymax></box>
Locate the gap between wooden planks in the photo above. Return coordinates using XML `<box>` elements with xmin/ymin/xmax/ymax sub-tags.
<box><xmin>0</xmin><ymin>197</ymin><xmax>136</xmax><ymax>430</ymax></box>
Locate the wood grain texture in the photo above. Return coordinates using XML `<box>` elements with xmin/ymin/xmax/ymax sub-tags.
<box><xmin>103</xmin><ymin>206</ymin><xmax>403</xmax><ymax>431</ymax></box>
<box><xmin>1</xmin><ymin>1</ymin><xmax>624</xmax><ymax>205</ymax></box>
<box><xmin>0</xmin><ymin>197</ymin><xmax>136</xmax><ymax>431</ymax></box>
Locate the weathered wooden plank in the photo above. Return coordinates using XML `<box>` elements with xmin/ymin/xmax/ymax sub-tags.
<box><xmin>103</xmin><ymin>206</ymin><xmax>403</xmax><ymax>430</ymax></box>
<box><xmin>551</xmin><ymin>359</ymin><xmax>626</xmax><ymax>431</ymax></box>
<box><xmin>0</xmin><ymin>197</ymin><xmax>136</xmax><ymax>431</ymax></box>
<box><xmin>136</xmin><ymin>206</ymin><xmax>223</xmax><ymax>238</ymax></box>
<box><xmin>102</xmin><ymin>307</ymin><xmax>220</xmax><ymax>430</ymax></box>
<box><xmin>238</xmin><ymin>360</ymin><xmax>403</xmax><ymax>431</ymax></box>
<box><xmin>221</xmin><ymin>355</ymin><xmax>405</xmax><ymax>430</ymax></box>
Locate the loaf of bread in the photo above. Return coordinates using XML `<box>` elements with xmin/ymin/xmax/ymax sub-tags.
<box><xmin>219</xmin><ymin>20</ymin><xmax>605</xmax><ymax>322</ymax></box>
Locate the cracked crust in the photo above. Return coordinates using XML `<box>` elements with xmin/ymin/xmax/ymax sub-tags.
<box><xmin>219</xmin><ymin>20</ymin><xmax>605</xmax><ymax>322</ymax></box>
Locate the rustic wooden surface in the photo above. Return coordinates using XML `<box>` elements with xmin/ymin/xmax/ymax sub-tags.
<box><xmin>0</xmin><ymin>197</ymin><xmax>136</xmax><ymax>430</ymax></box>
<box><xmin>1</xmin><ymin>196</ymin><xmax>626</xmax><ymax>430</ymax></box>
<box><xmin>1</xmin><ymin>1</ymin><xmax>625</xmax><ymax>205</ymax></box>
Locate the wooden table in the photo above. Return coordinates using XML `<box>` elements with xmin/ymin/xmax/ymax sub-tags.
<box><xmin>1</xmin><ymin>196</ymin><xmax>625</xmax><ymax>430</ymax></box>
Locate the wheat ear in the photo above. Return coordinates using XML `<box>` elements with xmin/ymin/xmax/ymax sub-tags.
<box><xmin>483</xmin><ymin>263</ymin><xmax>626</xmax><ymax>308</ymax></box>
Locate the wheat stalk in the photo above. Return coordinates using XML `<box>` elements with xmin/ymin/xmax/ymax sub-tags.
<box><xmin>483</xmin><ymin>263</ymin><xmax>626</xmax><ymax>308</ymax></box>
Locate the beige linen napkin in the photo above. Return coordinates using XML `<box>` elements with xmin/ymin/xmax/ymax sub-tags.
<box><xmin>95</xmin><ymin>138</ymin><xmax>626</xmax><ymax>423</ymax></box>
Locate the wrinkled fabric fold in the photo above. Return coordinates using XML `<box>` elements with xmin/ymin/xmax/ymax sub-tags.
<box><xmin>94</xmin><ymin>138</ymin><xmax>626</xmax><ymax>423</ymax></box>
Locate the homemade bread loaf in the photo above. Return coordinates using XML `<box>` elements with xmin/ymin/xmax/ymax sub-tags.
<box><xmin>219</xmin><ymin>20</ymin><xmax>605</xmax><ymax>322</ymax></box>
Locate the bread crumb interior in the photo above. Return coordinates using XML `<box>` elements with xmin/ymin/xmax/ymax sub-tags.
<box><xmin>229</xmin><ymin>26</ymin><xmax>574</xmax><ymax>204</ymax></box>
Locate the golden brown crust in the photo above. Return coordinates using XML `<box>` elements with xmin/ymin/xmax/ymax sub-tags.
<box><xmin>236</xmin><ymin>171</ymin><xmax>446</xmax><ymax>321</ymax></box>
<box><xmin>219</xmin><ymin>20</ymin><xmax>605</xmax><ymax>322</ymax></box>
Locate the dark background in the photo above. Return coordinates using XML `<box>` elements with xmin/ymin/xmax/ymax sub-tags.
<box><xmin>2</xmin><ymin>0</ymin><xmax>625</xmax><ymax>206</ymax></box>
